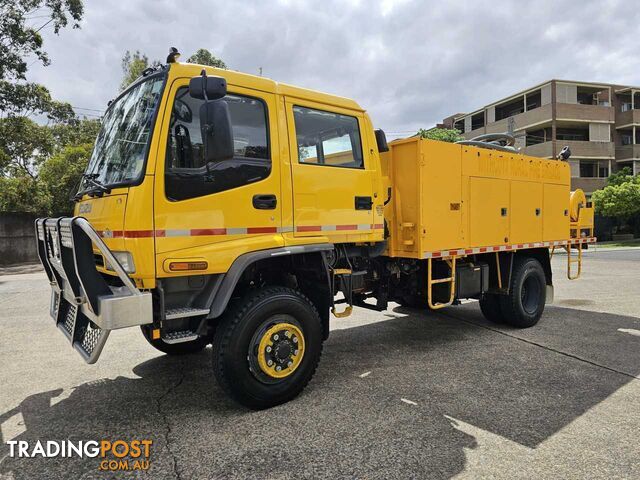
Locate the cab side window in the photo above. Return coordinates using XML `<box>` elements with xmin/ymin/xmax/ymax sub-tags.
<box><xmin>293</xmin><ymin>106</ymin><xmax>363</xmax><ymax>168</ymax></box>
<box><xmin>165</xmin><ymin>87</ymin><xmax>270</xmax><ymax>201</ymax></box>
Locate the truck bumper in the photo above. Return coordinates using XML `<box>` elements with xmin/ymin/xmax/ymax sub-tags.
<box><xmin>35</xmin><ymin>217</ymin><xmax>152</xmax><ymax>363</ymax></box>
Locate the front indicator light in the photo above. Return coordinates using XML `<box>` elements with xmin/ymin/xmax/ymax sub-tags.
<box><xmin>169</xmin><ymin>261</ymin><xmax>208</xmax><ymax>271</ymax></box>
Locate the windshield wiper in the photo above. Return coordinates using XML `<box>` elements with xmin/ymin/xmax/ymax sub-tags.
<box><xmin>75</xmin><ymin>173</ymin><xmax>111</xmax><ymax>199</ymax></box>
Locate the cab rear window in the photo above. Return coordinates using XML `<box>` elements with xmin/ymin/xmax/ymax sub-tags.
<box><xmin>293</xmin><ymin>106</ymin><xmax>364</xmax><ymax>169</ymax></box>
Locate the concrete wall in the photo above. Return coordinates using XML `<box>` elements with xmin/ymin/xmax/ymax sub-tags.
<box><xmin>0</xmin><ymin>213</ymin><xmax>39</xmax><ymax>266</ymax></box>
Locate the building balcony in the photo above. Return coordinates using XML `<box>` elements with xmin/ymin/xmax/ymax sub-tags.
<box><xmin>555</xmin><ymin>103</ymin><xmax>614</xmax><ymax>123</ymax></box>
<box><xmin>615</xmin><ymin>145</ymin><xmax>640</xmax><ymax>161</ymax></box>
<box><xmin>615</xmin><ymin>109</ymin><xmax>640</xmax><ymax>127</ymax></box>
<box><xmin>570</xmin><ymin>177</ymin><xmax>607</xmax><ymax>194</ymax></box>
<box><xmin>523</xmin><ymin>140</ymin><xmax>614</xmax><ymax>159</ymax></box>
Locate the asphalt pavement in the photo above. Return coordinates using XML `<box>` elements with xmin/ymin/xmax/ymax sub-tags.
<box><xmin>0</xmin><ymin>249</ymin><xmax>639</xmax><ymax>479</ymax></box>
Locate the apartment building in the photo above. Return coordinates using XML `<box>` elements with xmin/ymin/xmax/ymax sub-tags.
<box><xmin>442</xmin><ymin>80</ymin><xmax>640</xmax><ymax>195</ymax></box>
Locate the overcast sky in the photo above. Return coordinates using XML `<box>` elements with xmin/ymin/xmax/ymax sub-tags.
<box><xmin>28</xmin><ymin>0</ymin><xmax>640</xmax><ymax>137</ymax></box>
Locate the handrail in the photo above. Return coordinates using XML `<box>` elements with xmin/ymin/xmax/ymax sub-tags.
<box><xmin>73</xmin><ymin>217</ymin><xmax>141</xmax><ymax>296</ymax></box>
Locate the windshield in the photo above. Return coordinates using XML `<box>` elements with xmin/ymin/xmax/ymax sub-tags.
<box><xmin>81</xmin><ymin>74</ymin><xmax>165</xmax><ymax>191</ymax></box>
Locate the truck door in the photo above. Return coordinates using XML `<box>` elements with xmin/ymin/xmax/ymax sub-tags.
<box><xmin>153</xmin><ymin>79</ymin><xmax>283</xmax><ymax>273</ymax></box>
<box><xmin>285</xmin><ymin>99</ymin><xmax>377</xmax><ymax>243</ymax></box>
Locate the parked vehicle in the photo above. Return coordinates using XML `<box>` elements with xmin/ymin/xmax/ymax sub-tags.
<box><xmin>36</xmin><ymin>54</ymin><xmax>595</xmax><ymax>409</ymax></box>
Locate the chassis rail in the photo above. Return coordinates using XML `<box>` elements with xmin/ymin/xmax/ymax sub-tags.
<box><xmin>35</xmin><ymin>217</ymin><xmax>152</xmax><ymax>363</ymax></box>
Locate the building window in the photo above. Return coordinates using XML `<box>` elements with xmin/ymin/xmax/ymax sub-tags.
<box><xmin>293</xmin><ymin>106</ymin><xmax>363</xmax><ymax>169</ymax></box>
<box><xmin>621</xmin><ymin>133</ymin><xmax>633</xmax><ymax>146</ymax></box>
<box><xmin>579</xmin><ymin>160</ymin><xmax>608</xmax><ymax>178</ymax></box>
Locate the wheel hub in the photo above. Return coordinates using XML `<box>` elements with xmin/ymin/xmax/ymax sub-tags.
<box><xmin>256</xmin><ymin>323</ymin><xmax>305</xmax><ymax>379</ymax></box>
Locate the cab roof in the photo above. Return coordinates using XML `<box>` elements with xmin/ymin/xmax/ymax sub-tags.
<box><xmin>169</xmin><ymin>62</ymin><xmax>364</xmax><ymax>112</ymax></box>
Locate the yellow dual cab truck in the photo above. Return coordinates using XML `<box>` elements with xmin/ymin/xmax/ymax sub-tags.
<box><xmin>36</xmin><ymin>58</ymin><xmax>595</xmax><ymax>409</ymax></box>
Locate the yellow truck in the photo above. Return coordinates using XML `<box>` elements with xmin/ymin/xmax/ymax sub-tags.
<box><xmin>35</xmin><ymin>54</ymin><xmax>595</xmax><ymax>409</ymax></box>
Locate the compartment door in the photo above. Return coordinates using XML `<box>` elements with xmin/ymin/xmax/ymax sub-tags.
<box><xmin>543</xmin><ymin>183</ymin><xmax>570</xmax><ymax>241</ymax></box>
<box><xmin>469</xmin><ymin>177</ymin><xmax>510</xmax><ymax>247</ymax></box>
<box><xmin>510</xmin><ymin>181</ymin><xmax>543</xmax><ymax>244</ymax></box>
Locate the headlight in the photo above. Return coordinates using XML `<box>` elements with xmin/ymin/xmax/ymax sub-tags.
<box><xmin>106</xmin><ymin>251</ymin><xmax>135</xmax><ymax>274</ymax></box>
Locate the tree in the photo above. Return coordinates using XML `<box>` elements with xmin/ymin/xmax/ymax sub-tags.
<box><xmin>592</xmin><ymin>174</ymin><xmax>640</xmax><ymax>221</ymax></box>
<box><xmin>0</xmin><ymin>117</ymin><xmax>54</xmax><ymax>177</ymax></box>
<box><xmin>120</xmin><ymin>50</ymin><xmax>160</xmax><ymax>91</ymax></box>
<box><xmin>605</xmin><ymin>166</ymin><xmax>633</xmax><ymax>186</ymax></box>
<box><xmin>417</xmin><ymin>128</ymin><xmax>463</xmax><ymax>143</ymax></box>
<box><xmin>0</xmin><ymin>175</ymin><xmax>49</xmax><ymax>214</ymax></box>
<box><xmin>0</xmin><ymin>0</ymin><xmax>83</xmax><ymax>120</ymax></box>
<box><xmin>39</xmin><ymin>143</ymin><xmax>92</xmax><ymax>214</ymax></box>
<box><xmin>186</xmin><ymin>48</ymin><xmax>227</xmax><ymax>69</ymax></box>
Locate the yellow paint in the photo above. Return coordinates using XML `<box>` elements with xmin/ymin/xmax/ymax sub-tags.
<box><xmin>384</xmin><ymin>137</ymin><xmax>577</xmax><ymax>258</ymax></box>
<box><xmin>257</xmin><ymin>323</ymin><xmax>305</xmax><ymax>378</ymax></box>
<box><xmin>76</xmin><ymin>62</ymin><xmax>586</xmax><ymax>287</ymax></box>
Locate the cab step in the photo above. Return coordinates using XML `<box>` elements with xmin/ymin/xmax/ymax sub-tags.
<box><xmin>162</xmin><ymin>329</ymin><xmax>199</xmax><ymax>344</ymax></box>
<box><xmin>165</xmin><ymin>307</ymin><xmax>210</xmax><ymax>320</ymax></box>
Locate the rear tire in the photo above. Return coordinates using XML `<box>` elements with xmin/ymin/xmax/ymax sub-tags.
<box><xmin>140</xmin><ymin>325</ymin><xmax>210</xmax><ymax>355</ymax></box>
<box><xmin>499</xmin><ymin>257</ymin><xmax>546</xmax><ymax>328</ymax></box>
<box><xmin>212</xmin><ymin>286</ymin><xmax>323</xmax><ymax>410</ymax></box>
<box><xmin>479</xmin><ymin>293</ymin><xmax>506</xmax><ymax>323</ymax></box>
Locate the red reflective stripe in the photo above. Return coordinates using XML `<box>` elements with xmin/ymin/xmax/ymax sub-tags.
<box><xmin>432</xmin><ymin>251</ymin><xmax>442</xmax><ymax>258</ymax></box>
<box><xmin>336</xmin><ymin>224</ymin><xmax>358</xmax><ymax>231</ymax></box>
<box><xmin>155</xmin><ymin>230</ymin><xmax>166</xmax><ymax>237</ymax></box>
<box><xmin>372</xmin><ymin>223</ymin><xmax>384</xmax><ymax>229</ymax></box>
<box><xmin>465</xmin><ymin>249</ymin><xmax>473</xmax><ymax>254</ymax></box>
<box><xmin>297</xmin><ymin>225</ymin><xmax>322</xmax><ymax>232</ymax></box>
<box><xmin>123</xmin><ymin>230</ymin><xmax>154</xmax><ymax>238</ymax></box>
<box><xmin>191</xmin><ymin>228</ymin><xmax>227</xmax><ymax>236</ymax></box>
<box><xmin>247</xmin><ymin>226</ymin><xmax>278</xmax><ymax>234</ymax></box>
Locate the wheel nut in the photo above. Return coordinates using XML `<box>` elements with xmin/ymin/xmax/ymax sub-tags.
<box><xmin>267</xmin><ymin>359</ymin><xmax>273</xmax><ymax>366</ymax></box>
<box><xmin>292</xmin><ymin>337</ymin><xmax>298</xmax><ymax>344</ymax></box>
<box><xmin>273</xmin><ymin>334</ymin><xmax>279</xmax><ymax>341</ymax></box>
<box><xmin>287</xmin><ymin>361</ymin><xmax>293</xmax><ymax>368</ymax></box>
<box><xmin>275</xmin><ymin>366</ymin><xmax>281</xmax><ymax>372</ymax></box>
<box><xmin>294</xmin><ymin>350</ymin><xmax>299</xmax><ymax>356</ymax></box>
<box><xmin>266</xmin><ymin>346</ymin><xmax>272</xmax><ymax>353</ymax></box>
<box><xmin>285</xmin><ymin>331</ymin><xmax>291</xmax><ymax>338</ymax></box>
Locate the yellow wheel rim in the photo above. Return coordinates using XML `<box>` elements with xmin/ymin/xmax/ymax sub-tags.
<box><xmin>256</xmin><ymin>323</ymin><xmax>305</xmax><ymax>379</ymax></box>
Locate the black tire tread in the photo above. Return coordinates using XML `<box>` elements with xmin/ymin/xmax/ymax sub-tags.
<box><xmin>212</xmin><ymin>286</ymin><xmax>323</xmax><ymax>410</ymax></box>
<box><xmin>499</xmin><ymin>256</ymin><xmax>546</xmax><ymax>328</ymax></box>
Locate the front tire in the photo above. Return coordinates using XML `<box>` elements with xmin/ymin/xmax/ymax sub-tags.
<box><xmin>500</xmin><ymin>257</ymin><xmax>546</xmax><ymax>328</ymax></box>
<box><xmin>212</xmin><ymin>286</ymin><xmax>324</xmax><ymax>410</ymax></box>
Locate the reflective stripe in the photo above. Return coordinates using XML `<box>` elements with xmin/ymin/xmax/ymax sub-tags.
<box><xmin>95</xmin><ymin>223</ymin><xmax>384</xmax><ymax>239</ymax></box>
<box><xmin>421</xmin><ymin>237</ymin><xmax>597</xmax><ymax>259</ymax></box>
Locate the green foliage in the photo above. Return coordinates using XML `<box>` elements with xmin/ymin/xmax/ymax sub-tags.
<box><xmin>0</xmin><ymin>175</ymin><xmax>49</xmax><ymax>214</ymax></box>
<box><xmin>186</xmin><ymin>48</ymin><xmax>227</xmax><ymax>69</ymax></box>
<box><xmin>0</xmin><ymin>118</ymin><xmax>97</xmax><ymax>214</ymax></box>
<box><xmin>0</xmin><ymin>0</ymin><xmax>83</xmax><ymax>120</ymax></box>
<box><xmin>417</xmin><ymin>128</ymin><xmax>463</xmax><ymax>143</ymax></box>
<box><xmin>0</xmin><ymin>117</ymin><xmax>54</xmax><ymax>177</ymax></box>
<box><xmin>120</xmin><ymin>50</ymin><xmax>161</xmax><ymax>91</ymax></box>
<box><xmin>39</xmin><ymin>143</ymin><xmax>92</xmax><ymax>215</ymax></box>
<box><xmin>606</xmin><ymin>166</ymin><xmax>633</xmax><ymax>186</ymax></box>
<box><xmin>592</xmin><ymin>174</ymin><xmax>640</xmax><ymax>220</ymax></box>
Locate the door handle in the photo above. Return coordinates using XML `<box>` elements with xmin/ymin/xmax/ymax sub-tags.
<box><xmin>253</xmin><ymin>194</ymin><xmax>277</xmax><ymax>210</ymax></box>
<box><xmin>355</xmin><ymin>196</ymin><xmax>373</xmax><ymax>211</ymax></box>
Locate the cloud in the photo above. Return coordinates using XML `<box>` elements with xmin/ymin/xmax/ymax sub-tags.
<box><xmin>27</xmin><ymin>0</ymin><xmax>640</xmax><ymax>137</ymax></box>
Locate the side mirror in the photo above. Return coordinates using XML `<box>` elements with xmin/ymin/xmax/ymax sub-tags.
<box><xmin>189</xmin><ymin>74</ymin><xmax>227</xmax><ymax>100</ymax></box>
<box><xmin>199</xmin><ymin>100</ymin><xmax>234</xmax><ymax>163</ymax></box>
<box><xmin>375</xmin><ymin>129</ymin><xmax>389</xmax><ymax>153</ymax></box>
